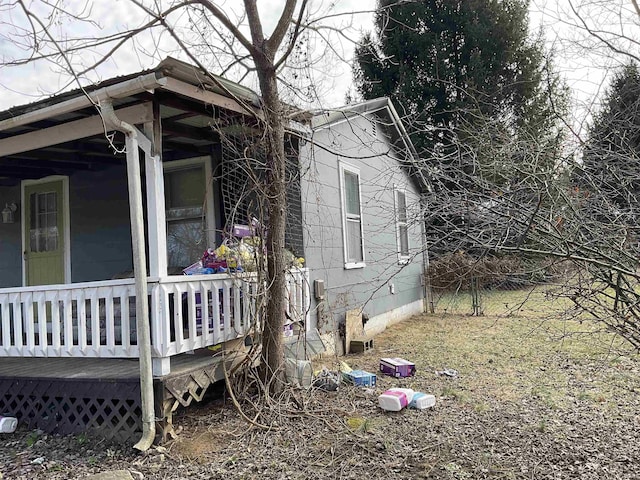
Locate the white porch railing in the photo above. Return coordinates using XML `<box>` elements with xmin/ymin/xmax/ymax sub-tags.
<box><xmin>0</xmin><ymin>268</ymin><xmax>309</xmax><ymax>362</ymax></box>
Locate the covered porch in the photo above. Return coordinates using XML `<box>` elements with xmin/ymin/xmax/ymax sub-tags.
<box><xmin>0</xmin><ymin>58</ymin><xmax>310</xmax><ymax>440</ymax></box>
<box><xmin>0</xmin><ymin>57</ymin><xmax>309</xmax><ymax>375</ymax></box>
<box><xmin>0</xmin><ymin>269</ymin><xmax>309</xmax><ymax>366</ymax></box>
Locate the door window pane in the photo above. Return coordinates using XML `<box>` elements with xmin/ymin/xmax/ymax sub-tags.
<box><xmin>29</xmin><ymin>191</ymin><xmax>59</xmax><ymax>252</ymax></box>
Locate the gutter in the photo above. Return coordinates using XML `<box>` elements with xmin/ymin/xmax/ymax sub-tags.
<box><xmin>100</xmin><ymin>101</ymin><xmax>156</xmax><ymax>452</ymax></box>
<box><xmin>0</xmin><ymin>73</ymin><xmax>167</xmax><ymax>132</ymax></box>
<box><xmin>383</xmin><ymin>102</ymin><xmax>432</xmax><ymax>193</ymax></box>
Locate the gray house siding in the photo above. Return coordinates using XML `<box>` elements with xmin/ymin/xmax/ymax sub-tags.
<box><xmin>0</xmin><ymin>185</ymin><xmax>23</xmax><ymax>287</ymax></box>
<box><xmin>0</xmin><ymin>165</ymin><xmax>133</xmax><ymax>288</ymax></box>
<box><xmin>301</xmin><ymin>112</ymin><xmax>425</xmax><ymax>344</ymax></box>
<box><xmin>69</xmin><ymin>165</ymin><xmax>133</xmax><ymax>282</ymax></box>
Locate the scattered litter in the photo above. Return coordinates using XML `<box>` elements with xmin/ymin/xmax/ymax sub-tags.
<box><xmin>378</xmin><ymin>388</ymin><xmax>413</xmax><ymax>411</ymax></box>
<box><xmin>0</xmin><ymin>415</ymin><xmax>17</xmax><ymax>434</ymax></box>
<box><xmin>182</xmin><ymin>222</ymin><xmax>303</xmax><ymax>276</ymax></box>
<box><xmin>283</xmin><ymin>322</ymin><xmax>294</xmax><ymax>337</ymax></box>
<box><xmin>436</xmin><ymin>368</ymin><xmax>459</xmax><ymax>378</ymax></box>
<box><xmin>285</xmin><ymin>359</ymin><xmax>313</xmax><ymax>388</ymax></box>
<box><xmin>31</xmin><ymin>457</ymin><xmax>45</xmax><ymax>465</ymax></box>
<box><xmin>409</xmin><ymin>392</ymin><xmax>436</xmax><ymax>409</ymax></box>
<box><xmin>380</xmin><ymin>357</ymin><xmax>416</xmax><ymax>377</ymax></box>
<box><xmin>312</xmin><ymin>368</ymin><xmax>341</xmax><ymax>391</ymax></box>
<box><xmin>342</xmin><ymin>369</ymin><xmax>377</xmax><ymax>387</ymax></box>
<box><xmin>338</xmin><ymin>361</ymin><xmax>353</xmax><ymax>373</ymax></box>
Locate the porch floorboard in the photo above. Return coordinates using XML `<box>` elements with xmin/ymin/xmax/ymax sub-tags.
<box><xmin>0</xmin><ymin>350</ymin><xmax>223</xmax><ymax>381</ymax></box>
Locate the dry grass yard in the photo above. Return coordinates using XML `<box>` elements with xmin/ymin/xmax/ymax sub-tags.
<box><xmin>3</xmin><ymin>290</ymin><xmax>640</xmax><ymax>479</ymax></box>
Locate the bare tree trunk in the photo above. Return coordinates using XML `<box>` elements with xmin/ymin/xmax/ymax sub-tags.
<box><xmin>255</xmin><ymin>65</ymin><xmax>288</xmax><ymax>391</ymax></box>
<box><xmin>236</xmin><ymin>0</ymin><xmax>300</xmax><ymax>393</ymax></box>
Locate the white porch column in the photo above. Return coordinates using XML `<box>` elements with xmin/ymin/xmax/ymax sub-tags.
<box><xmin>152</xmin><ymin>357</ymin><xmax>171</xmax><ymax>376</ymax></box>
<box><xmin>144</xmin><ymin>104</ymin><xmax>168</xmax><ymax>279</ymax></box>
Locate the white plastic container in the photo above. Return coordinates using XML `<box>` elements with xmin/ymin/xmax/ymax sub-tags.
<box><xmin>378</xmin><ymin>389</ymin><xmax>409</xmax><ymax>411</ymax></box>
<box><xmin>0</xmin><ymin>416</ymin><xmax>17</xmax><ymax>434</ymax></box>
<box><xmin>297</xmin><ymin>360</ymin><xmax>313</xmax><ymax>388</ymax></box>
<box><xmin>409</xmin><ymin>392</ymin><xmax>436</xmax><ymax>409</ymax></box>
<box><xmin>388</xmin><ymin>388</ymin><xmax>415</xmax><ymax>404</ymax></box>
<box><xmin>285</xmin><ymin>358</ymin><xmax>313</xmax><ymax>388</ymax></box>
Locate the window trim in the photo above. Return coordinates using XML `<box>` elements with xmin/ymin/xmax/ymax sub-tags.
<box><xmin>395</xmin><ymin>186</ymin><xmax>410</xmax><ymax>264</ymax></box>
<box><xmin>338</xmin><ymin>162</ymin><xmax>366</xmax><ymax>269</ymax></box>
<box><xmin>163</xmin><ymin>156</ymin><xmax>215</xmax><ymax>267</ymax></box>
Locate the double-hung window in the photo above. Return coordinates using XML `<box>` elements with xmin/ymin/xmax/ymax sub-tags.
<box><xmin>339</xmin><ymin>163</ymin><xmax>365</xmax><ymax>268</ymax></box>
<box><xmin>164</xmin><ymin>157</ymin><xmax>214</xmax><ymax>269</ymax></box>
<box><xmin>395</xmin><ymin>187</ymin><xmax>410</xmax><ymax>263</ymax></box>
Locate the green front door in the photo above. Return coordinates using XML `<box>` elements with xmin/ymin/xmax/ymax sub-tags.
<box><xmin>24</xmin><ymin>180</ymin><xmax>65</xmax><ymax>286</ymax></box>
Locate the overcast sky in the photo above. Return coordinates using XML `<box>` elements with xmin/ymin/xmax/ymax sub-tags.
<box><xmin>0</xmin><ymin>0</ymin><xmax>633</xmax><ymax>132</ymax></box>
<box><xmin>0</xmin><ymin>1</ymin><xmax>377</xmax><ymax>111</ymax></box>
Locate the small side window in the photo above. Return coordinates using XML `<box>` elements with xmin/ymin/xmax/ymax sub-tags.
<box><xmin>339</xmin><ymin>163</ymin><xmax>365</xmax><ymax>269</ymax></box>
<box><xmin>396</xmin><ymin>188</ymin><xmax>410</xmax><ymax>263</ymax></box>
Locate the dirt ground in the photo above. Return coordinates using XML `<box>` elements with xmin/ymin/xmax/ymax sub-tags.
<box><xmin>2</xmin><ymin>311</ymin><xmax>640</xmax><ymax>479</ymax></box>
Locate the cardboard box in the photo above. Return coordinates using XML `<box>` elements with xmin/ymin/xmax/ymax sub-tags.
<box><xmin>380</xmin><ymin>357</ymin><xmax>416</xmax><ymax>377</ymax></box>
<box><xmin>342</xmin><ymin>369</ymin><xmax>377</xmax><ymax>387</ymax></box>
<box><xmin>232</xmin><ymin>224</ymin><xmax>252</xmax><ymax>238</ymax></box>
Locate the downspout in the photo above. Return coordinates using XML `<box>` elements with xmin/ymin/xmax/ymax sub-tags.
<box><xmin>101</xmin><ymin>101</ymin><xmax>156</xmax><ymax>451</ymax></box>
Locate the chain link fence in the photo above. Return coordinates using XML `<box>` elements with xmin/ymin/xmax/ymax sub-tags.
<box><xmin>429</xmin><ymin>280</ymin><xmax>550</xmax><ymax>317</ymax></box>
<box><xmin>425</xmin><ymin>253</ymin><xmax>572</xmax><ymax>318</ymax></box>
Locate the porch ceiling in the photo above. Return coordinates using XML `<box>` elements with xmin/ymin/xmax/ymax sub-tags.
<box><xmin>0</xmin><ymin>97</ymin><xmax>233</xmax><ymax>185</ymax></box>
<box><xmin>0</xmin><ymin>57</ymin><xmax>263</xmax><ymax>185</ymax></box>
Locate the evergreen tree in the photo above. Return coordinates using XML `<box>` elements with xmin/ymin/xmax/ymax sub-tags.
<box><xmin>355</xmin><ymin>0</ymin><xmax>559</xmax><ymax>158</ymax></box>
<box><xmin>579</xmin><ymin>62</ymin><xmax>640</xmax><ymax>225</ymax></box>
<box><xmin>355</xmin><ymin>0</ymin><xmax>566</xmax><ymax>256</ymax></box>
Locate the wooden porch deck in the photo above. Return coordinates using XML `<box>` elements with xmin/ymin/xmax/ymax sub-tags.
<box><xmin>0</xmin><ymin>348</ymin><xmax>233</xmax><ymax>381</ymax></box>
<box><xmin>0</xmin><ymin>342</ymin><xmax>251</xmax><ymax>442</ymax></box>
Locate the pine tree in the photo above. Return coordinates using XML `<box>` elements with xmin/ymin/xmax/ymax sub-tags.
<box><xmin>355</xmin><ymin>0</ymin><xmax>566</xmax><ymax>255</ymax></box>
<box><xmin>579</xmin><ymin>62</ymin><xmax>640</xmax><ymax>224</ymax></box>
<box><xmin>355</xmin><ymin>0</ymin><xmax>559</xmax><ymax>157</ymax></box>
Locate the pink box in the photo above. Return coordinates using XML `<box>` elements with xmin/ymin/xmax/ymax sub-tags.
<box><xmin>380</xmin><ymin>357</ymin><xmax>416</xmax><ymax>377</ymax></box>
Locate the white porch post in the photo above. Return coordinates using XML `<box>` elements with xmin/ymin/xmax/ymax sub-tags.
<box><xmin>144</xmin><ymin>104</ymin><xmax>168</xmax><ymax>279</ymax></box>
<box><xmin>144</xmin><ymin>103</ymin><xmax>170</xmax><ymax>377</ymax></box>
<box><xmin>152</xmin><ymin>356</ymin><xmax>171</xmax><ymax>377</ymax></box>
<box><xmin>110</xmin><ymin>110</ymin><xmax>155</xmax><ymax>450</ymax></box>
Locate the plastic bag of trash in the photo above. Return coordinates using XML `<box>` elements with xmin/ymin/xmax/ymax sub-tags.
<box><xmin>435</xmin><ymin>368</ymin><xmax>459</xmax><ymax>378</ymax></box>
<box><xmin>312</xmin><ymin>367</ymin><xmax>341</xmax><ymax>391</ymax></box>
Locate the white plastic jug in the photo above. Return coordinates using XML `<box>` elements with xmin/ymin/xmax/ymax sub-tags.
<box><xmin>285</xmin><ymin>358</ymin><xmax>313</xmax><ymax>388</ymax></box>
<box><xmin>409</xmin><ymin>392</ymin><xmax>436</xmax><ymax>409</ymax></box>
<box><xmin>378</xmin><ymin>390</ymin><xmax>409</xmax><ymax>411</ymax></box>
<box><xmin>0</xmin><ymin>416</ymin><xmax>17</xmax><ymax>434</ymax></box>
<box><xmin>388</xmin><ymin>387</ymin><xmax>415</xmax><ymax>403</ymax></box>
